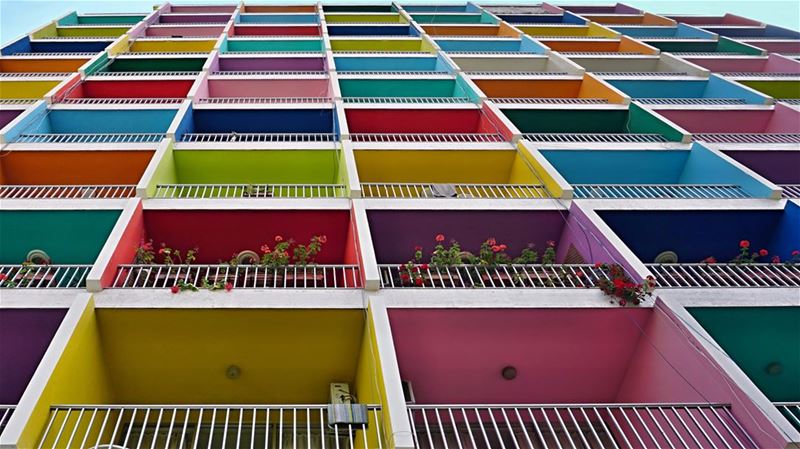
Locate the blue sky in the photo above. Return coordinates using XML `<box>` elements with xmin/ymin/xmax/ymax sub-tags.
<box><xmin>1</xmin><ymin>0</ymin><xmax>798</xmax><ymax>45</ymax></box>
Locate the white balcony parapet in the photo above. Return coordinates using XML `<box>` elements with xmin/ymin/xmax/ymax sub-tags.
<box><xmin>0</xmin><ymin>264</ymin><xmax>92</xmax><ymax>288</ymax></box>
<box><xmin>0</xmin><ymin>72</ymin><xmax>73</xmax><ymax>77</ymax></box>
<box><xmin>361</xmin><ymin>183</ymin><xmax>550</xmax><ymax>199</ymax></box>
<box><xmin>0</xmin><ymin>406</ymin><xmax>14</xmax><ymax>435</ymax></box>
<box><xmin>592</xmin><ymin>71</ymin><xmax>690</xmax><ymax>76</ymax></box>
<box><xmin>90</xmin><ymin>71</ymin><xmax>201</xmax><ymax>77</ymax></box>
<box><xmin>378</xmin><ymin>264</ymin><xmax>606</xmax><ymax>288</ymax></box>
<box><xmin>350</xmin><ymin>133</ymin><xmax>505</xmax><ymax>143</ymax></box>
<box><xmin>0</xmin><ymin>184</ymin><xmax>136</xmax><ymax>199</ymax></box>
<box><xmin>196</xmin><ymin>97</ymin><xmax>331</xmax><ymax>104</ymax></box>
<box><xmin>14</xmin><ymin>133</ymin><xmax>167</xmax><ymax>143</ymax></box>
<box><xmin>113</xmin><ymin>264</ymin><xmax>363</xmax><ymax>288</ymax></box>
<box><xmin>465</xmin><ymin>71</ymin><xmax>570</xmax><ymax>76</ymax></box>
<box><xmin>343</xmin><ymin>97</ymin><xmax>471</xmax><ymax>104</ymax></box>
<box><xmin>559</xmin><ymin>52</ymin><xmax>643</xmax><ymax>56</ymax></box>
<box><xmin>693</xmin><ymin>133</ymin><xmax>800</xmax><ymax>144</ymax></box>
<box><xmin>59</xmin><ymin>98</ymin><xmax>185</xmax><ymax>105</ymax></box>
<box><xmin>445</xmin><ymin>51</ymin><xmax>540</xmax><ymax>55</ymax></box>
<box><xmin>338</xmin><ymin>70</ymin><xmax>449</xmax><ymax>76</ymax></box>
<box><xmin>647</xmin><ymin>263</ymin><xmax>800</xmax><ymax>288</ymax></box>
<box><xmin>211</xmin><ymin>70</ymin><xmax>328</xmax><ymax>76</ymax></box>
<box><xmin>491</xmin><ymin>98</ymin><xmax>609</xmax><ymax>105</ymax></box>
<box><xmin>34</xmin><ymin>36</ymin><xmax>115</xmax><ymax>40</ymax></box>
<box><xmin>719</xmin><ymin>72</ymin><xmax>800</xmax><ymax>78</ymax></box>
<box><xmin>521</xmin><ymin>133</ymin><xmax>669</xmax><ymax>143</ymax></box>
<box><xmin>778</xmin><ymin>99</ymin><xmax>800</xmax><ymax>105</ymax></box>
<box><xmin>634</xmin><ymin>98</ymin><xmax>747</xmax><ymax>105</ymax></box>
<box><xmin>179</xmin><ymin>133</ymin><xmax>337</xmax><ymax>143</ymax></box>
<box><xmin>0</xmin><ymin>98</ymin><xmax>39</xmax><ymax>105</ymax></box>
<box><xmin>154</xmin><ymin>183</ymin><xmax>347</xmax><ymax>198</ymax></box>
<box><xmin>7</xmin><ymin>52</ymin><xmax>100</xmax><ymax>56</ymax></box>
<box><xmin>407</xmin><ymin>403</ymin><xmax>757</xmax><ymax>449</ymax></box>
<box><xmin>669</xmin><ymin>52</ymin><xmax>747</xmax><ymax>56</ymax></box>
<box><xmin>125</xmin><ymin>51</ymin><xmax>211</xmax><ymax>56</ymax></box>
<box><xmin>780</xmin><ymin>184</ymin><xmax>800</xmax><ymax>198</ymax></box>
<box><xmin>572</xmin><ymin>184</ymin><xmax>749</xmax><ymax>199</ymax></box>
<box><xmin>775</xmin><ymin>402</ymin><xmax>800</xmax><ymax>431</ymax></box>
<box><xmin>36</xmin><ymin>404</ymin><xmax>383</xmax><ymax>449</ymax></box>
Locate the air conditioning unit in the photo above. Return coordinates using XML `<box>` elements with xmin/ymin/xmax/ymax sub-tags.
<box><xmin>328</xmin><ymin>383</ymin><xmax>369</xmax><ymax>426</ymax></box>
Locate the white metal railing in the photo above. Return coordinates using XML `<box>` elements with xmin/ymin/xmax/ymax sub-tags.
<box><xmin>126</xmin><ymin>51</ymin><xmax>211</xmax><ymax>55</ymax></box>
<box><xmin>179</xmin><ymin>133</ymin><xmax>336</xmax><ymax>142</ymax></box>
<box><xmin>445</xmin><ymin>51</ymin><xmax>538</xmax><ymax>55</ymax></box>
<box><xmin>522</xmin><ymin>133</ymin><xmax>669</xmax><ymax>143</ymax></box>
<box><xmin>154</xmin><ymin>183</ymin><xmax>347</xmax><ymax>198</ymax></box>
<box><xmin>780</xmin><ymin>184</ymin><xmax>800</xmax><ymax>198</ymax></box>
<box><xmin>593</xmin><ymin>71</ymin><xmax>690</xmax><ymax>76</ymax></box>
<box><xmin>14</xmin><ymin>133</ymin><xmax>166</xmax><ymax>143</ymax></box>
<box><xmin>559</xmin><ymin>52</ymin><xmax>643</xmax><ymax>56</ymax></box>
<box><xmin>91</xmin><ymin>71</ymin><xmax>201</xmax><ymax>77</ymax></box>
<box><xmin>197</xmin><ymin>97</ymin><xmax>331</xmax><ymax>104</ymax></box>
<box><xmin>572</xmin><ymin>184</ymin><xmax>749</xmax><ymax>199</ymax></box>
<box><xmin>0</xmin><ymin>72</ymin><xmax>72</xmax><ymax>77</ymax></box>
<box><xmin>37</xmin><ymin>404</ymin><xmax>383</xmax><ymax>449</ymax></box>
<box><xmin>211</xmin><ymin>70</ymin><xmax>328</xmax><ymax>76</ymax></box>
<box><xmin>350</xmin><ymin>133</ymin><xmax>505</xmax><ymax>143</ymax></box>
<box><xmin>634</xmin><ymin>98</ymin><xmax>747</xmax><ymax>105</ymax></box>
<box><xmin>378</xmin><ymin>264</ymin><xmax>606</xmax><ymax>288</ymax></box>
<box><xmin>225</xmin><ymin>51</ymin><xmax>326</xmax><ymax>55</ymax></box>
<box><xmin>719</xmin><ymin>72</ymin><xmax>800</xmax><ymax>77</ymax></box>
<box><xmin>491</xmin><ymin>97</ymin><xmax>608</xmax><ymax>105</ymax></box>
<box><xmin>337</xmin><ymin>70</ymin><xmax>448</xmax><ymax>75</ymax></box>
<box><xmin>36</xmin><ymin>36</ymin><xmax>115</xmax><ymax>40</ymax></box>
<box><xmin>647</xmin><ymin>263</ymin><xmax>800</xmax><ymax>288</ymax></box>
<box><xmin>465</xmin><ymin>71</ymin><xmax>569</xmax><ymax>76</ymax></box>
<box><xmin>0</xmin><ymin>184</ymin><xmax>136</xmax><ymax>199</ymax></box>
<box><xmin>0</xmin><ymin>406</ymin><xmax>14</xmax><ymax>435</ymax></box>
<box><xmin>775</xmin><ymin>402</ymin><xmax>800</xmax><ymax>431</ymax></box>
<box><xmin>408</xmin><ymin>404</ymin><xmax>757</xmax><ymax>449</ymax></box>
<box><xmin>113</xmin><ymin>264</ymin><xmax>363</xmax><ymax>288</ymax></box>
<box><xmin>671</xmin><ymin>52</ymin><xmax>746</xmax><ymax>56</ymax></box>
<box><xmin>779</xmin><ymin>98</ymin><xmax>800</xmax><ymax>105</ymax></box>
<box><xmin>343</xmin><ymin>97</ymin><xmax>471</xmax><ymax>104</ymax></box>
<box><xmin>7</xmin><ymin>52</ymin><xmax>99</xmax><ymax>56</ymax></box>
<box><xmin>0</xmin><ymin>98</ymin><xmax>38</xmax><ymax>104</ymax></box>
<box><xmin>59</xmin><ymin>97</ymin><xmax>185</xmax><ymax>105</ymax></box>
<box><xmin>693</xmin><ymin>133</ymin><xmax>800</xmax><ymax>144</ymax></box>
<box><xmin>0</xmin><ymin>264</ymin><xmax>91</xmax><ymax>288</ymax></box>
<box><xmin>486</xmin><ymin>6</ymin><xmax>550</xmax><ymax>13</ymax></box>
<box><xmin>361</xmin><ymin>183</ymin><xmax>549</xmax><ymax>199</ymax></box>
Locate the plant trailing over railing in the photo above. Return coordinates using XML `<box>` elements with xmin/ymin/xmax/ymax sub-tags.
<box><xmin>258</xmin><ymin>234</ymin><xmax>328</xmax><ymax>268</ymax></box>
<box><xmin>594</xmin><ymin>263</ymin><xmax>656</xmax><ymax>307</ymax></box>
<box><xmin>135</xmin><ymin>239</ymin><xmax>198</xmax><ymax>265</ymax></box>
<box><xmin>700</xmin><ymin>240</ymin><xmax>800</xmax><ymax>265</ymax></box>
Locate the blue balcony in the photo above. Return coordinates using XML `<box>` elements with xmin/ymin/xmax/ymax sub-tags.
<box><xmin>539</xmin><ymin>143</ymin><xmax>778</xmax><ymax>199</ymax></box>
<box><xmin>611</xmin><ymin>23</ymin><xmax>716</xmax><ymax>40</ymax></box>
<box><xmin>607</xmin><ymin>75</ymin><xmax>770</xmax><ymax>106</ymax></box>
<box><xmin>435</xmin><ymin>38</ymin><xmax>546</xmax><ymax>54</ymax></box>
<box><xmin>702</xmin><ymin>24</ymin><xmax>800</xmax><ymax>39</ymax></box>
<box><xmin>1</xmin><ymin>36</ymin><xmax>108</xmax><ymax>56</ymax></box>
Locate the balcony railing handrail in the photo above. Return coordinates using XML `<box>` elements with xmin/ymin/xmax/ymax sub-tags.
<box><xmin>211</xmin><ymin>70</ymin><xmax>328</xmax><ymax>76</ymax></box>
<box><xmin>361</xmin><ymin>182</ymin><xmax>550</xmax><ymax>199</ymax></box>
<box><xmin>113</xmin><ymin>264</ymin><xmax>363</xmax><ymax>288</ymax></box>
<box><xmin>0</xmin><ymin>405</ymin><xmax>14</xmax><ymax>435</ymax></box>
<box><xmin>465</xmin><ymin>72</ymin><xmax>568</xmax><ymax>76</ymax></box>
<box><xmin>0</xmin><ymin>264</ymin><xmax>92</xmax><ymax>288</ymax></box>
<box><xmin>90</xmin><ymin>70</ymin><xmax>201</xmax><ymax>76</ymax></box>
<box><xmin>343</xmin><ymin>96</ymin><xmax>471</xmax><ymax>104</ymax></box>
<box><xmin>0</xmin><ymin>184</ymin><xmax>136</xmax><ymax>199</ymax></box>
<box><xmin>407</xmin><ymin>403</ymin><xmax>757</xmax><ymax>449</ymax></box>
<box><xmin>646</xmin><ymin>263</ymin><xmax>800</xmax><ymax>288</ymax></box>
<box><xmin>337</xmin><ymin>70</ymin><xmax>449</xmax><ymax>76</ymax></box>
<box><xmin>0</xmin><ymin>72</ymin><xmax>73</xmax><ymax>77</ymax></box>
<box><xmin>154</xmin><ymin>183</ymin><xmax>347</xmax><ymax>198</ymax></box>
<box><xmin>197</xmin><ymin>96</ymin><xmax>331</xmax><ymax>104</ymax></box>
<box><xmin>522</xmin><ymin>133</ymin><xmax>669</xmax><ymax>143</ymax></box>
<box><xmin>592</xmin><ymin>71</ymin><xmax>690</xmax><ymax>76</ymax></box>
<box><xmin>179</xmin><ymin>132</ymin><xmax>336</xmax><ymax>142</ymax></box>
<box><xmin>8</xmin><ymin>52</ymin><xmax>101</xmax><ymax>56</ymax></box>
<box><xmin>774</xmin><ymin>402</ymin><xmax>800</xmax><ymax>431</ymax></box>
<box><xmin>779</xmin><ymin>98</ymin><xmax>800</xmax><ymax>105</ymax></box>
<box><xmin>59</xmin><ymin>97</ymin><xmax>185</xmax><ymax>105</ymax></box>
<box><xmin>491</xmin><ymin>97</ymin><xmax>609</xmax><ymax>105</ymax></box>
<box><xmin>38</xmin><ymin>404</ymin><xmax>383</xmax><ymax>449</ymax></box>
<box><xmin>572</xmin><ymin>183</ymin><xmax>749</xmax><ymax>199</ymax></box>
<box><xmin>634</xmin><ymin>97</ymin><xmax>747</xmax><ymax>105</ymax></box>
<box><xmin>719</xmin><ymin>72</ymin><xmax>800</xmax><ymax>77</ymax></box>
<box><xmin>693</xmin><ymin>133</ymin><xmax>800</xmax><ymax>144</ymax></box>
<box><xmin>350</xmin><ymin>133</ymin><xmax>505</xmax><ymax>143</ymax></box>
<box><xmin>0</xmin><ymin>98</ymin><xmax>39</xmax><ymax>104</ymax></box>
<box><xmin>378</xmin><ymin>264</ymin><xmax>608</xmax><ymax>289</ymax></box>
<box><xmin>14</xmin><ymin>133</ymin><xmax>167</xmax><ymax>143</ymax></box>
<box><xmin>780</xmin><ymin>184</ymin><xmax>800</xmax><ymax>199</ymax></box>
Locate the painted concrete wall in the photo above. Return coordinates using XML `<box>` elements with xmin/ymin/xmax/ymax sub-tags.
<box><xmin>218</xmin><ymin>56</ymin><xmax>325</xmax><ymax>71</ymax></box>
<box><xmin>724</xmin><ymin>150</ymin><xmax>800</xmax><ymax>184</ymax></box>
<box><xmin>0</xmin><ymin>150</ymin><xmax>153</xmax><ymax>185</ymax></box>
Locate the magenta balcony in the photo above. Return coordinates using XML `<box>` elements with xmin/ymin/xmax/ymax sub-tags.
<box><xmin>195</xmin><ymin>76</ymin><xmax>333</xmax><ymax>105</ymax></box>
<box><xmin>155</xmin><ymin>13</ymin><xmax>232</xmax><ymax>24</ymax></box>
<box><xmin>232</xmin><ymin>24</ymin><xmax>321</xmax><ymax>36</ymax></box>
<box><xmin>652</xmin><ymin>104</ymin><xmax>800</xmax><ymax>144</ymax></box>
<box><xmin>723</xmin><ymin>149</ymin><xmax>800</xmax><ymax>198</ymax></box>
<box><xmin>680</xmin><ymin>54</ymin><xmax>800</xmax><ymax>76</ymax></box>
<box><xmin>144</xmin><ymin>24</ymin><xmax>226</xmax><ymax>38</ymax></box>
<box><xmin>54</xmin><ymin>78</ymin><xmax>193</xmax><ymax>105</ymax></box>
<box><xmin>390</xmin><ymin>307</ymin><xmax>781</xmax><ymax>448</ymax></box>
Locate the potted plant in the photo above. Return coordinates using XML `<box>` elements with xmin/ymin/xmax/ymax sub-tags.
<box><xmin>260</xmin><ymin>236</ymin><xmax>292</xmax><ymax>286</ymax></box>
<box><xmin>397</xmin><ymin>246</ymin><xmax>427</xmax><ymax>287</ymax></box>
<box><xmin>286</xmin><ymin>235</ymin><xmax>327</xmax><ymax>285</ymax></box>
<box><xmin>427</xmin><ymin>234</ymin><xmax>464</xmax><ymax>286</ymax></box>
<box><xmin>594</xmin><ymin>263</ymin><xmax>656</xmax><ymax>306</ymax></box>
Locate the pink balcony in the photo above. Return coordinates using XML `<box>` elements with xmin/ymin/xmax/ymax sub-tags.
<box><xmin>653</xmin><ymin>104</ymin><xmax>800</xmax><ymax>144</ymax></box>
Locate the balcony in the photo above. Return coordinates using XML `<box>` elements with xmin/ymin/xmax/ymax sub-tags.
<box><xmin>333</xmin><ymin>55</ymin><xmax>452</xmax><ymax>74</ymax></box>
<box><xmin>55</xmin><ymin>78</ymin><xmax>193</xmax><ymax>105</ymax></box>
<box><xmin>652</xmin><ymin>104</ymin><xmax>800</xmax><ymax>144</ymax></box>
<box><xmin>103</xmin><ymin>208</ymin><xmax>361</xmax><ymax>289</ymax></box>
<box><xmin>57</xmin><ymin>12</ymin><xmax>146</xmax><ymax>26</ymax></box>
<box><xmin>1</xmin><ymin>35</ymin><xmax>108</xmax><ymax>56</ymax></box>
<box><xmin>503</xmin><ymin>104</ymin><xmax>688</xmax><ymax>144</ymax></box>
<box><xmin>127</xmin><ymin>38</ymin><xmax>217</xmax><ymax>54</ymax></box>
<box><xmin>567</xmin><ymin>54</ymin><xmax>709</xmax><ymax>78</ymax></box>
<box><xmin>598</xmin><ymin>203</ymin><xmax>800</xmax><ymax>288</ymax></box>
<box><xmin>0</xmin><ymin>78</ymin><xmax>63</xmax><ymax>101</ymax></box>
<box><xmin>487</xmin><ymin>5</ymin><xmax>579</xmax><ymax>24</ymax></box>
<box><xmin>345</xmin><ymin>105</ymin><xmax>512</xmax><ymax>144</ymax></box>
<box><xmin>681</xmin><ymin>54</ymin><xmax>800</xmax><ymax>77</ymax></box>
<box><xmin>0</xmin><ymin>208</ymin><xmax>121</xmax><ymax>288</ymax></box>
<box><xmin>238</xmin><ymin>13</ymin><xmax>319</xmax><ymax>24</ymax></box>
<box><xmin>611</xmin><ymin>23</ymin><xmax>717</xmax><ymax>40</ymax></box>
<box><xmin>355</xmin><ymin>148</ymin><xmax>550</xmax><ymax>199</ymax></box>
<box><xmin>435</xmin><ymin>38</ymin><xmax>543</xmax><ymax>54</ymax></box>
<box><xmin>167</xmin><ymin>5</ymin><xmax>237</xmax><ymax>13</ymax></box>
<box><xmin>0</xmin><ymin>108</ymin><xmax>25</xmax><ymax>129</ymax></box>
<box><xmin>214</xmin><ymin>54</ymin><xmax>326</xmax><ymax>74</ymax></box>
<box><xmin>23</xmin><ymin>306</ymin><xmax>386</xmax><ymax>446</ymax></box>
<box><xmin>174</xmin><ymin>106</ymin><xmax>337</xmax><ymax>143</ymax></box>
<box><xmin>538</xmin><ymin>143</ymin><xmax>778</xmax><ymax>199</ymax></box>
<box><xmin>450</xmin><ymin>54</ymin><xmax>581</xmax><ymax>75</ymax></box>
<box><xmin>0</xmin><ymin>308</ymin><xmax>67</xmax><ymax>434</ymax></box>
<box><xmin>579</xmin><ymin>12</ymin><xmax>675</xmax><ymax>26</ymax></box>
<box><xmin>330</xmin><ymin>37</ymin><xmax>434</xmax><ymax>53</ymax></box>
<box><xmin>0</xmin><ymin>148</ymin><xmax>153</xmax><ymax>199</ymax></box>
<box><xmin>689</xmin><ymin>307</ymin><xmax>800</xmax><ymax>431</ymax></box>
<box><xmin>195</xmin><ymin>76</ymin><xmax>333</xmax><ymax>105</ymax></box>
<box><xmin>36</xmin><ymin>25</ymin><xmax>131</xmax><ymax>39</ymax></box>
<box><xmin>222</xmin><ymin>37</ymin><xmax>325</xmax><ymax>53</ymax></box>
<box><xmin>540</xmin><ymin>36</ymin><xmax>656</xmax><ymax>55</ymax></box>
<box><xmin>148</xmin><ymin>146</ymin><xmax>345</xmax><ymax>199</ymax></box>
<box><xmin>155</xmin><ymin>13</ymin><xmax>232</xmax><ymax>24</ymax></box>
<box><xmin>667</xmin><ymin>14</ymin><xmax>762</xmax><ymax>27</ymax></box>
<box><xmin>389</xmin><ymin>307</ymin><xmax>769</xmax><ymax>447</ymax></box>
<box><xmin>90</xmin><ymin>55</ymin><xmax>207</xmax><ymax>76</ymax></box>
<box><xmin>5</xmin><ymin>106</ymin><xmax>177</xmax><ymax>144</ymax></box>
<box><xmin>0</xmin><ymin>55</ymin><xmax>92</xmax><ymax>74</ymax></box>
<box><xmin>722</xmin><ymin>150</ymin><xmax>800</xmax><ymax>198</ymax></box>
<box><xmin>702</xmin><ymin>24</ymin><xmax>800</xmax><ymax>40</ymax></box>
<box><xmin>324</xmin><ymin>13</ymin><xmax>407</xmax><ymax>24</ymax></box>
<box><xmin>410</xmin><ymin>13</ymin><xmax>496</xmax><ymax>24</ymax></box>
<box><xmin>324</xmin><ymin>4</ymin><xmax>396</xmax><ymax>13</ymax></box>
<box><xmin>607</xmin><ymin>76</ymin><xmax>769</xmax><ymax>106</ymax></box>
<box><xmin>327</xmin><ymin>24</ymin><xmax>419</xmax><ymax>36</ymax></box>
<box><xmin>339</xmin><ymin>77</ymin><xmax>476</xmax><ymax>104</ymax></box>
<box><xmin>232</xmin><ymin>24</ymin><xmax>321</xmax><ymax>36</ymax></box>
<box><xmin>144</xmin><ymin>24</ymin><xmax>226</xmax><ymax>37</ymax></box>
<box><xmin>516</xmin><ymin>23</ymin><xmax>618</xmax><ymax>38</ymax></box>
<box><xmin>473</xmin><ymin>74</ymin><xmax>628</xmax><ymax>106</ymax></box>
<box><xmin>367</xmin><ymin>207</ymin><xmax>633</xmax><ymax>289</ymax></box>
<box><xmin>242</xmin><ymin>5</ymin><xmax>318</xmax><ymax>13</ymax></box>
<box><xmin>646</xmin><ymin>36</ymin><xmax>765</xmax><ymax>56</ymax></box>
<box><xmin>560</xmin><ymin>4</ymin><xmax>643</xmax><ymax>15</ymax></box>
<box><xmin>421</xmin><ymin>24</ymin><xmax>519</xmax><ymax>37</ymax></box>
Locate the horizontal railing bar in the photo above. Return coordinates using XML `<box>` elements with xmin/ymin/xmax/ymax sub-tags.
<box><xmin>522</xmin><ymin>132</ymin><xmax>668</xmax><ymax>143</ymax></box>
<box><xmin>0</xmin><ymin>184</ymin><xmax>136</xmax><ymax>199</ymax></box>
<box><xmin>343</xmin><ymin>96</ymin><xmax>471</xmax><ymax>104</ymax></box>
<box><xmin>154</xmin><ymin>183</ymin><xmax>347</xmax><ymax>198</ymax></box>
<box><xmin>378</xmin><ymin>264</ymin><xmax>607</xmax><ymax>288</ymax></box>
<box><xmin>694</xmin><ymin>133</ymin><xmax>800</xmax><ymax>144</ymax></box>
<box><xmin>351</xmin><ymin>133</ymin><xmax>505</xmax><ymax>142</ymax></box>
<box><xmin>572</xmin><ymin>183</ymin><xmax>749</xmax><ymax>199</ymax></box>
<box><xmin>646</xmin><ymin>263</ymin><xmax>800</xmax><ymax>288</ymax></box>
<box><xmin>197</xmin><ymin>96</ymin><xmax>331</xmax><ymax>104</ymax></box>
<box><xmin>14</xmin><ymin>133</ymin><xmax>166</xmax><ymax>143</ymax></box>
<box><xmin>59</xmin><ymin>97</ymin><xmax>185</xmax><ymax>104</ymax></box>
<box><xmin>634</xmin><ymin>97</ymin><xmax>747</xmax><ymax>105</ymax></box>
<box><xmin>179</xmin><ymin>132</ymin><xmax>336</xmax><ymax>142</ymax></box>
<box><xmin>491</xmin><ymin>97</ymin><xmax>608</xmax><ymax>104</ymax></box>
<box><xmin>0</xmin><ymin>265</ymin><xmax>92</xmax><ymax>288</ymax></box>
<box><xmin>90</xmin><ymin>70</ymin><xmax>201</xmax><ymax>76</ymax></box>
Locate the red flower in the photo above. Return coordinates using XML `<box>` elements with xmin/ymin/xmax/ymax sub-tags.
<box><xmin>575</xmin><ymin>271</ymin><xmax>584</xmax><ymax>278</ymax></box>
<box><xmin>498</xmin><ymin>244</ymin><xmax>507</xmax><ymax>251</ymax></box>
<box><xmin>275</xmin><ymin>235</ymin><xmax>283</xmax><ymax>242</ymax></box>
<box><xmin>619</xmin><ymin>299</ymin><xmax>627</xmax><ymax>307</ymax></box>
<box><xmin>400</xmin><ymin>273</ymin><xmax>410</xmax><ymax>281</ymax></box>
<box><xmin>414</xmin><ymin>277</ymin><xmax>424</xmax><ymax>286</ymax></box>
<box><xmin>792</xmin><ymin>250</ymin><xmax>800</xmax><ymax>256</ymax></box>
<box><xmin>772</xmin><ymin>256</ymin><xmax>781</xmax><ymax>263</ymax></box>
<box><xmin>491</xmin><ymin>245</ymin><xmax>501</xmax><ymax>253</ymax></box>
<box><xmin>225</xmin><ymin>282</ymin><xmax>233</xmax><ymax>292</ymax></box>
<box><xmin>486</xmin><ymin>237</ymin><xmax>496</xmax><ymax>246</ymax></box>
<box><xmin>414</xmin><ymin>246</ymin><xmax>423</xmax><ymax>252</ymax></box>
<box><xmin>703</xmin><ymin>257</ymin><xmax>717</xmax><ymax>264</ymax></box>
<box><xmin>318</xmin><ymin>235</ymin><xmax>328</xmax><ymax>244</ymax></box>
<box><xmin>261</xmin><ymin>244</ymin><xmax>270</xmax><ymax>253</ymax></box>
<box><xmin>547</xmin><ymin>240</ymin><xmax>556</xmax><ymax>247</ymax></box>
<box><xmin>0</xmin><ymin>273</ymin><xmax>6</xmax><ymax>281</ymax></box>
<box><xmin>739</xmin><ymin>240</ymin><xmax>750</xmax><ymax>249</ymax></box>
<box><xmin>435</xmin><ymin>234</ymin><xmax>445</xmax><ymax>243</ymax></box>
<box><xmin>613</xmin><ymin>278</ymin><xmax>625</xmax><ymax>288</ymax></box>
<box><xmin>158</xmin><ymin>248</ymin><xmax>166</xmax><ymax>255</ymax></box>
<box><xmin>170</xmin><ymin>285</ymin><xmax>180</xmax><ymax>294</ymax></box>
<box><xmin>758</xmin><ymin>249</ymin><xmax>768</xmax><ymax>257</ymax></box>
<box><xmin>420</xmin><ymin>263</ymin><xmax>429</xmax><ymax>270</ymax></box>
<box><xmin>594</xmin><ymin>262</ymin><xmax>603</xmax><ymax>268</ymax></box>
